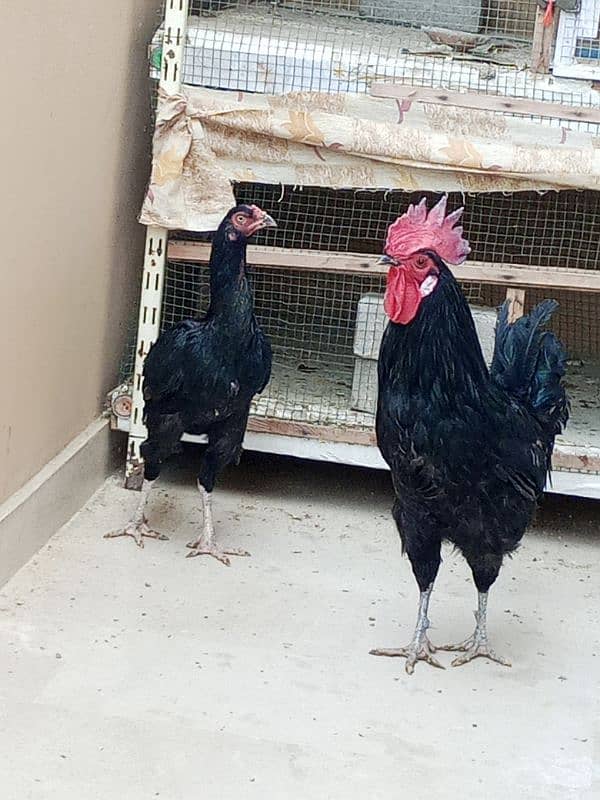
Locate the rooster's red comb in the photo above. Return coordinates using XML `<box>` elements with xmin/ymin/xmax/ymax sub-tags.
<box><xmin>385</xmin><ymin>196</ymin><xmax>471</xmax><ymax>265</ymax></box>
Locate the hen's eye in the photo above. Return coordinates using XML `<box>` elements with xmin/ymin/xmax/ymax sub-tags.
<box><xmin>235</xmin><ymin>214</ymin><xmax>247</xmax><ymax>224</ymax></box>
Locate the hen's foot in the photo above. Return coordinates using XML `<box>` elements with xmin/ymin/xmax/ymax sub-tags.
<box><xmin>438</xmin><ymin>636</ymin><xmax>511</xmax><ymax>668</ymax></box>
<box><xmin>185</xmin><ymin>538</ymin><xmax>250</xmax><ymax>566</ymax></box>
<box><xmin>104</xmin><ymin>518</ymin><xmax>168</xmax><ymax>548</ymax></box>
<box><xmin>370</xmin><ymin>636</ymin><xmax>444</xmax><ymax>675</ymax></box>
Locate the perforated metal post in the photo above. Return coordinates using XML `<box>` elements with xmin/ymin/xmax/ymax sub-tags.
<box><xmin>125</xmin><ymin>0</ymin><xmax>189</xmax><ymax>490</ymax></box>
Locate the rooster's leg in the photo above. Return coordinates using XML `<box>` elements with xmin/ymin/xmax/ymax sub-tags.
<box><xmin>104</xmin><ymin>479</ymin><xmax>168</xmax><ymax>548</ymax></box>
<box><xmin>186</xmin><ymin>481</ymin><xmax>250</xmax><ymax>566</ymax></box>
<box><xmin>370</xmin><ymin>584</ymin><xmax>445</xmax><ymax>674</ymax></box>
<box><xmin>437</xmin><ymin>591</ymin><xmax>511</xmax><ymax>667</ymax></box>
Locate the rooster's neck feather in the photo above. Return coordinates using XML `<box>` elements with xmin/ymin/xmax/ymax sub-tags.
<box><xmin>382</xmin><ymin>268</ymin><xmax>489</xmax><ymax>408</ymax></box>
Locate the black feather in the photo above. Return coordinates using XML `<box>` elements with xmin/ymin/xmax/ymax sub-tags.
<box><xmin>377</xmin><ymin>256</ymin><xmax>569</xmax><ymax>594</ymax></box>
<box><xmin>491</xmin><ymin>299</ymin><xmax>569</xmax><ymax>445</ymax></box>
<box><xmin>140</xmin><ymin>206</ymin><xmax>272</xmax><ymax>490</ymax></box>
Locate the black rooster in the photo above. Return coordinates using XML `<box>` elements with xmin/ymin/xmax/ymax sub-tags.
<box><xmin>107</xmin><ymin>205</ymin><xmax>275</xmax><ymax>564</ymax></box>
<box><xmin>370</xmin><ymin>197</ymin><xmax>568</xmax><ymax>673</ymax></box>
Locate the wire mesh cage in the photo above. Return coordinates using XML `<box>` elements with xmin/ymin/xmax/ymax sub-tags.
<box><xmin>119</xmin><ymin>0</ymin><xmax>600</xmax><ymax>488</ymax></box>
<box><xmin>189</xmin><ymin>0</ymin><xmax>538</xmax><ymax>37</ymax></box>
<box><xmin>157</xmin><ymin>256</ymin><xmax>598</xmax><ymax>448</ymax></box>
<box><xmin>121</xmin><ymin>183</ymin><xmax>600</xmax><ymax>459</ymax></box>
<box><xmin>228</xmin><ymin>183</ymin><xmax>600</xmax><ymax>272</ymax></box>
<box><xmin>149</xmin><ymin>0</ymin><xmax>600</xmax><ymax>105</ymax></box>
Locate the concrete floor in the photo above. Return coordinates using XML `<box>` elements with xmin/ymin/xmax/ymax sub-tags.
<box><xmin>1</xmin><ymin>450</ymin><xmax>599</xmax><ymax>799</ymax></box>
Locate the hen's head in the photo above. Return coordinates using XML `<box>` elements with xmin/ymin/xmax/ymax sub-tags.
<box><xmin>380</xmin><ymin>196</ymin><xmax>470</xmax><ymax>324</ymax></box>
<box><xmin>222</xmin><ymin>204</ymin><xmax>277</xmax><ymax>241</ymax></box>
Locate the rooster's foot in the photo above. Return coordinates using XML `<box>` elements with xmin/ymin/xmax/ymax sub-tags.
<box><xmin>370</xmin><ymin>636</ymin><xmax>444</xmax><ymax>675</ymax></box>
<box><xmin>185</xmin><ymin>539</ymin><xmax>250</xmax><ymax>566</ymax></box>
<box><xmin>437</xmin><ymin>591</ymin><xmax>511</xmax><ymax>668</ymax></box>
<box><xmin>371</xmin><ymin>584</ymin><xmax>444</xmax><ymax>674</ymax></box>
<box><xmin>438</xmin><ymin>636</ymin><xmax>511</xmax><ymax>668</ymax></box>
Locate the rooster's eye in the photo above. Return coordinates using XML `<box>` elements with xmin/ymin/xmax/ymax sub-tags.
<box><xmin>416</xmin><ymin>256</ymin><xmax>428</xmax><ymax>268</ymax></box>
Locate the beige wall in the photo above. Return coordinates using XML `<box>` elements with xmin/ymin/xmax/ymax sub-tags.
<box><xmin>0</xmin><ymin>1</ymin><xmax>162</xmax><ymax>503</ymax></box>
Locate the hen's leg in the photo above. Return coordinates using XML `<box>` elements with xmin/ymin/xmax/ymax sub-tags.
<box><xmin>186</xmin><ymin>481</ymin><xmax>250</xmax><ymax>565</ymax></box>
<box><xmin>104</xmin><ymin>479</ymin><xmax>168</xmax><ymax>548</ymax></box>
<box><xmin>105</xmin><ymin>413</ymin><xmax>183</xmax><ymax>547</ymax></box>
<box><xmin>186</xmin><ymin>416</ymin><xmax>251</xmax><ymax>566</ymax></box>
<box><xmin>438</xmin><ymin>591</ymin><xmax>511</xmax><ymax>667</ymax></box>
<box><xmin>371</xmin><ymin>516</ymin><xmax>444</xmax><ymax>674</ymax></box>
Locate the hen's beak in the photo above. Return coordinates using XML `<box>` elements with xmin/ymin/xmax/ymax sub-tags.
<box><xmin>377</xmin><ymin>254</ymin><xmax>395</xmax><ymax>266</ymax></box>
<box><xmin>261</xmin><ymin>213</ymin><xmax>277</xmax><ymax>228</ymax></box>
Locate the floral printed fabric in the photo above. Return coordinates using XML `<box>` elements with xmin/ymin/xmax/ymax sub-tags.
<box><xmin>140</xmin><ymin>86</ymin><xmax>600</xmax><ymax>232</ymax></box>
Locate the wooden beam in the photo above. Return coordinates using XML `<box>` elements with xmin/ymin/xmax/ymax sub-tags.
<box><xmin>531</xmin><ymin>6</ymin><xmax>560</xmax><ymax>74</ymax></box>
<box><xmin>247</xmin><ymin>416</ymin><xmax>376</xmax><ymax>446</ymax></box>
<box><xmin>552</xmin><ymin>446</ymin><xmax>600</xmax><ymax>475</ymax></box>
<box><xmin>247</xmin><ymin>416</ymin><xmax>600</xmax><ymax>474</ymax></box>
<box><xmin>168</xmin><ymin>242</ymin><xmax>600</xmax><ymax>293</ymax></box>
<box><xmin>369</xmin><ymin>80</ymin><xmax>600</xmax><ymax>125</ymax></box>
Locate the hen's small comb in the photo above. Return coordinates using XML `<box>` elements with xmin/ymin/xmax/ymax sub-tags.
<box><xmin>385</xmin><ymin>196</ymin><xmax>471</xmax><ymax>265</ymax></box>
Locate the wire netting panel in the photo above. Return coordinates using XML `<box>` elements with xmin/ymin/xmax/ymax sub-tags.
<box><xmin>160</xmin><ymin>259</ymin><xmax>485</xmax><ymax>428</ymax></box>
<box><xmin>481</xmin><ymin>284</ymin><xmax>600</xmax><ymax>359</ymax></box>
<box><xmin>160</xmin><ymin>257</ymin><xmax>600</xmax><ymax>366</ymax></box>
<box><xmin>147</xmin><ymin>1</ymin><xmax>600</xmax><ymax>109</ymax></box>
<box><xmin>126</xmin><ymin>184</ymin><xmax>600</xmax><ymax>370</ymax></box>
<box><xmin>228</xmin><ymin>184</ymin><xmax>600</xmax><ymax>271</ymax></box>
<box><xmin>154</xmin><ymin>255</ymin><xmax>599</xmax><ymax>438</ymax></box>
<box><xmin>123</xmin><ymin>181</ymin><xmax>599</xmax><ymax>439</ymax></box>
<box><xmin>189</xmin><ymin>1</ymin><xmax>538</xmax><ymax>38</ymax></box>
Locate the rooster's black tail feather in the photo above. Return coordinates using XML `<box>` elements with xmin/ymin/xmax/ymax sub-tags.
<box><xmin>490</xmin><ymin>300</ymin><xmax>569</xmax><ymax>437</ymax></box>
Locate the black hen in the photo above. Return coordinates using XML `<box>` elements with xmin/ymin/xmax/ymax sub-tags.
<box><xmin>371</xmin><ymin>197</ymin><xmax>568</xmax><ymax>673</ymax></box>
<box><xmin>107</xmin><ymin>205</ymin><xmax>275</xmax><ymax>564</ymax></box>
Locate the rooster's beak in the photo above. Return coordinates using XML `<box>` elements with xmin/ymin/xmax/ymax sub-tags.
<box><xmin>377</xmin><ymin>254</ymin><xmax>395</xmax><ymax>266</ymax></box>
<box><xmin>261</xmin><ymin>213</ymin><xmax>277</xmax><ymax>228</ymax></box>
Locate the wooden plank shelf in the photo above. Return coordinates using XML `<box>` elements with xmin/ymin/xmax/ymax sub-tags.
<box><xmin>369</xmin><ymin>82</ymin><xmax>600</xmax><ymax>125</ymax></box>
<box><xmin>113</xmin><ymin>413</ymin><xmax>600</xmax><ymax>476</ymax></box>
<box><xmin>247</xmin><ymin>418</ymin><xmax>600</xmax><ymax>475</ymax></box>
<box><xmin>247</xmin><ymin>417</ymin><xmax>374</xmax><ymax>445</ymax></box>
<box><xmin>168</xmin><ymin>242</ymin><xmax>600</xmax><ymax>293</ymax></box>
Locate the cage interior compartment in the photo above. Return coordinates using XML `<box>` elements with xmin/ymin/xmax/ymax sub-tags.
<box><xmin>144</xmin><ymin>184</ymin><xmax>600</xmax><ymax>477</ymax></box>
<box><xmin>150</xmin><ymin>1</ymin><xmax>600</xmax><ymax>108</ymax></box>
<box><xmin>350</xmin><ymin>293</ymin><xmax>497</xmax><ymax>414</ymax></box>
<box><xmin>159</xmin><ymin>260</ymin><xmax>488</xmax><ymax>434</ymax></box>
<box><xmin>155</xmin><ymin>257</ymin><xmax>600</xmax><ymax>471</ymax></box>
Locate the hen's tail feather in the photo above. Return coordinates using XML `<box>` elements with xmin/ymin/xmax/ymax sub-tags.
<box><xmin>491</xmin><ymin>300</ymin><xmax>569</xmax><ymax>437</ymax></box>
